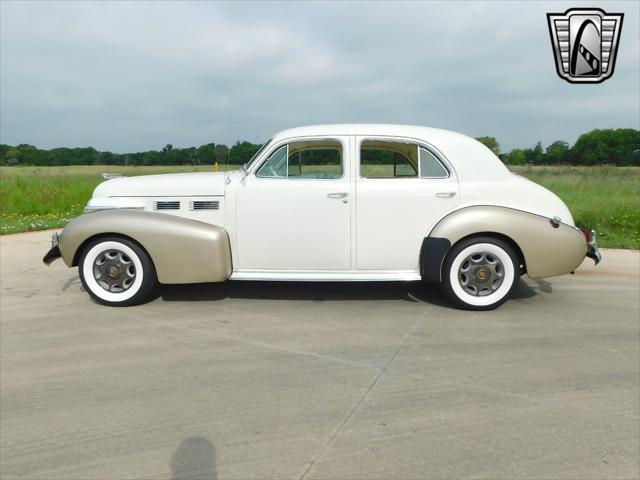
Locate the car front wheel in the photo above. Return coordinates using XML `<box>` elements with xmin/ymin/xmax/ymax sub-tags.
<box><xmin>78</xmin><ymin>236</ymin><xmax>157</xmax><ymax>306</ymax></box>
<box><xmin>441</xmin><ymin>237</ymin><xmax>519</xmax><ymax>310</ymax></box>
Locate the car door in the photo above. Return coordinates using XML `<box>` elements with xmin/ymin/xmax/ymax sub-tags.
<box><xmin>235</xmin><ymin>136</ymin><xmax>352</xmax><ymax>271</ymax></box>
<box><xmin>355</xmin><ymin>136</ymin><xmax>459</xmax><ymax>271</ymax></box>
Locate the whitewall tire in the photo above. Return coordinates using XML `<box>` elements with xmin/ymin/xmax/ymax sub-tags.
<box><xmin>441</xmin><ymin>237</ymin><xmax>519</xmax><ymax>310</ymax></box>
<box><xmin>78</xmin><ymin>236</ymin><xmax>157</xmax><ymax>306</ymax></box>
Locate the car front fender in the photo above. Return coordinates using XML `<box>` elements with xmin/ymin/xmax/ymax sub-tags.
<box><xmin>59</xmin><ymin>209</ymin><xmax>232</xmax><ymax>284</ymax></box>
<box><xmin>422</xmin><ymin>206</ymin><xmax>587</xmax><ymax>282</ymax></box>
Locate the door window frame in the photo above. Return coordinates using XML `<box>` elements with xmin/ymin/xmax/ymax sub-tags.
<box><xmin>252</xmin><ymin>136</ymin><xmax>347</xmax><ymax>181</ymax></box>
<box><xmin>356</xmin><ymin>136</ymin><xmax>455</xmax><ymax>180</ymax></box>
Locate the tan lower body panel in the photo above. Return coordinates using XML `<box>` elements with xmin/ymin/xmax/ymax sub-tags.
<box><xmin>59</xmin><ymin>210</ymin><xmax>232</xmax><ymax>284</ymax></box>
<box><xmin>430</xmin><ymin>206</ymin><xmax>587</xmax><ymax>278</ymax></box>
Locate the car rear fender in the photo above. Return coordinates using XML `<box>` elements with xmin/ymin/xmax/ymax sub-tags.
<box><xmin>421</xmin><ymin>206</ymin><xmax>587</xmax><ymax>282</ymax></box>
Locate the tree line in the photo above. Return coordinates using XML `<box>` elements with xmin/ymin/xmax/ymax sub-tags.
<box><xmin>0</xmin><ymin>141</ymin><xmax>262</xmax><ymax>167</ymax></box>
<box><xmin>476</xmin><ymin>128</ymin><xmax>639</xmax><ymax>166</ymax></box>
<box><xmin>1</xmin><ymin>128</ymin><xmax>638</xmax><ymax>167</ymax></box>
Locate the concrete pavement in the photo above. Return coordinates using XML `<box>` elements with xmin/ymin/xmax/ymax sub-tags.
<box><xmin>1</xmin><ymin>230</ymin><xmax>638</xmax><ymax>479</ymax></box>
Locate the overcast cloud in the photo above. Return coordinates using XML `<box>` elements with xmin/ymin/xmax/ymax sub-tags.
<box><xmin>1</xmin><ymin>0</ymin><xmax>638</xmax><ymax>152</ymax></box>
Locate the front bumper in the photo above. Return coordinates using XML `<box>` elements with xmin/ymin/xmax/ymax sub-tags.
<box><xmin>43</xmin><ymin>232</ymin><xmax>62</xmax><ymax>265</ymax></box>
<box><xmin>584</xmin><ymin>229</ymin><xmax>602</xmax><ymax>265</ymax></box>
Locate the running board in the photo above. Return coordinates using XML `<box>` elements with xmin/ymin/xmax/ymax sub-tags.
<box><xmin>229</xmin><ymin>271</ymin><xmax>422</xmax><ymax>282</ymax></box>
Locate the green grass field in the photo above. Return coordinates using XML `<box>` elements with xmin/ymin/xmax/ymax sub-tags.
<box><xmin>1</xmin><ymin>165</ymin><xmax>639</xmax><ymax>248</ymax></box>
<box><xmin>510</xmin><ymin>166</ymin><xmax>639</xmax><ymax>249</ymax></box>
<box><xmin>0</xmin><ymin>165</ymin><xmax>227</xmax><ymax>235</ymax></box>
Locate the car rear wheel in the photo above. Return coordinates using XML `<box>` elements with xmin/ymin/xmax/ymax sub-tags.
<box><xmin>78</xmin><ymin>236</ymin><xmax>157</xmax><ymax>307</ymax></box>
<box><xmin>441</xmin><ymin>236</ymin><xmax>519</xmax><ymax>310</ymax></box>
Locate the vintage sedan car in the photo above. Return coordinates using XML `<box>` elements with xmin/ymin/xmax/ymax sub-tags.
<box><xmin>43</xmin><ymin>124</ymin><xmax>600</xmax><ymax>310</ymax></box>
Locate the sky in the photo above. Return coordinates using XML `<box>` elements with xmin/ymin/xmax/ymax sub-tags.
<box><xmin>1</xmin><ymin>0</ymin><xmax>638</xmax><ymax>153</ymax></box>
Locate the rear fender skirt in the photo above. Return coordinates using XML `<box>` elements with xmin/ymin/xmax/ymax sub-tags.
<box><xmin>59</xmin><ymin>209</ymin><xmax>232</xmax><ymax>284</ymax></box>
<box><xmin>424</xmin><ymin>206</ymin><xmax>587</xmax><ymax>280</ymax></box>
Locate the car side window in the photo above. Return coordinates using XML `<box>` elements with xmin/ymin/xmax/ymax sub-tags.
<box><xmin>419</xmin><ymin>147</ymin><xmax>449</xmax><ymax>178</ymax></box>
<box><xmin>360</xmin><ymin>140</ymin><xmax>418</xmax><ymax>178</ymax></box>
<box><xmin>256</xmin><ymin>145</ymin><xmax>288</xmax><ymax>178</ymax></box>
<box><xmin>257</xmin><ymin>140</ymin><xmax>343</xmax><ymax>179</ymax></box>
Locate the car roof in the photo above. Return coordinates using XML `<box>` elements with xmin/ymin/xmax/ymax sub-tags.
<box><xmin>272</xmin><ymin>124</ymin><xmax>466</xmax><ymax>143</ymax></box>
<box><xmin>270</xmin><ymin>124</ymin><xmax>511</xmax><ymax>181</ymax></box>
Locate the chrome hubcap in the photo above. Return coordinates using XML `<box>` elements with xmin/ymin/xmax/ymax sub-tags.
<box><xmin>93</xmin><ymin>249</ymin><xmax>136</xmax><ymax>293</ymax></box>
<box><xmin>458</xmin><ymin>252</ymin><xmax>504</xmax><ymax>296</ymax></box>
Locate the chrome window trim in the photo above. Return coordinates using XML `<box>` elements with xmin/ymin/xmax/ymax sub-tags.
<box><xmin>256</xmin><ymin>144</ymin><xmax>289</xmax><ymax>179</ymax></box>
<box><xmin>418</xmin><ymin>146</ymin><xmax>450</xmax><ymax>179</ymax></box>
<box><xmin>253</xmin><ymin>136</ymin><xmax>346</xmax><ymax>181</ymax></box>
<box><xmin>355</xmin><ymin>135</ymin><xmax>454</xmax><ymax>180</ymax></box>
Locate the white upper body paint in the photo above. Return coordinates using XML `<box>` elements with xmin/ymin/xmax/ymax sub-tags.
<box><xmin>87</xmin><ymin>124</ymin><xmax>574</xmax><ymax>279</ymax></box>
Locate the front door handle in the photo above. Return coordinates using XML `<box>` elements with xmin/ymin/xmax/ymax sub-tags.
<box><xmin>327</xmin><ymin>192</ymin><xmax>348</xmax><ymax>199</ymax></box>
<box><xmin>436</xmin><ymin>192</ymin><xmax>457</xmax><ymax>198</ymax></box>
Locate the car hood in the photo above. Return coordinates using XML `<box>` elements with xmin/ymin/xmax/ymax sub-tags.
<box><xmin>93</xmin><ymin>172</ymin><xmax>229</xmax><ymax>198</ymax></box>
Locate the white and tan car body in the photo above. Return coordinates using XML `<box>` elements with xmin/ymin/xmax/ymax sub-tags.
<box><xmin>48</xmin><ymin>124</ymin><xmax>598</xmax><ymax>289</ymax></box>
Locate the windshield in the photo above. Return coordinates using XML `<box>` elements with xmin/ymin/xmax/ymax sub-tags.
<box><xmin>244</xmin><ymin>139</ymin><xmax>272</xmax><ymax>170</ymax></box>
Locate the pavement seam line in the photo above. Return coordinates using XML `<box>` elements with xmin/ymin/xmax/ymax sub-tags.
<box><xmin>298</xmin><ymin>305</ymin><xmax>433</xmax><ymax>480</ymax></box>
<box><xmin>144</xmin><ymin>319</ymin><xmax>381</xmax><ymax>371</ymax></box>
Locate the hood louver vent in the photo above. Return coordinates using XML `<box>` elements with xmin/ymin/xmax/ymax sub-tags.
<box><xmin>190</xmin><ymin>200</ymin><xmax>220</xmax><ymax>210</ymax></box>
<box><xmin>153</xmin><ymin>200</ymin><xmax>180</xmax><ymax>210</ymax></box>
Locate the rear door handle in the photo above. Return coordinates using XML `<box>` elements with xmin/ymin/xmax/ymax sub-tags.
<box><xmin>436</xmin><ymin>192</ymin><xmax>457</xmax><ymax>198</ymax></box>
<box><xmin>327</xmin><ymin>192</ymin><xmax>348</xmax><ymax>199</ymax></box>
